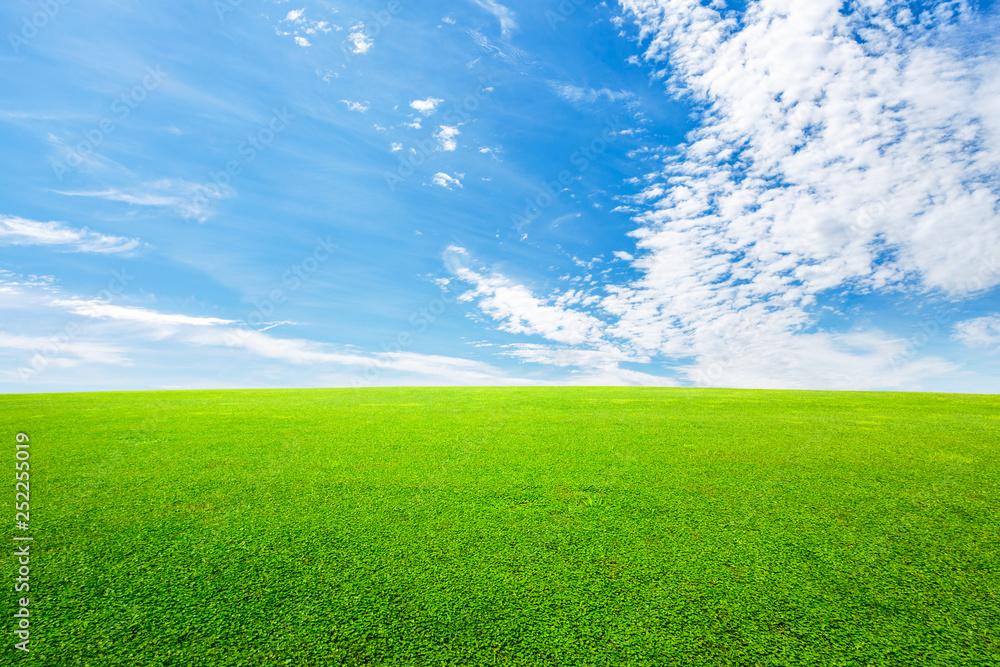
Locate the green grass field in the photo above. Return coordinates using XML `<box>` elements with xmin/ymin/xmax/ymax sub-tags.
<box><xmin>2</xmin><ymin>388</ymin><xmax>998</xmax><ymax>666</ymax></box>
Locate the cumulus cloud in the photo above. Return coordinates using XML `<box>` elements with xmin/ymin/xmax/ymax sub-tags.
<box><xmin>347</xmin><ymin>24</ymin><xmax>373</xmax><ymax>54</ymax></box>
<box><xmin>434</xmin><ymin>125</ymin><xmax>461</xmax><ymax>151</ymax></box>
<box><xmin>0</xmin><ymin>216</ymin><xmax>140</xmax><ymax>253</ymax></box>
<box><xmin>617</xmin><ymin>0</ymin><xmax>1000</xmax><ymax>295</ymax></box>
<box><xmin>410</xmin><ymin>97</ymin><xmax>444</xmax><ymax>116</ymax></box>
<box><xmin>431</xmin><ymin>173</ymin><xmax>463</xmax><ymax>189</ymax></box>
<box><xmin>341</xmin><ymin>100</ymin><xmax>369</xmax><ymax>113</ymax></box>
<box><xmin>278</xmin><ymin>8</ymin><xmax>333</xmax><ymax>46</ymax></box>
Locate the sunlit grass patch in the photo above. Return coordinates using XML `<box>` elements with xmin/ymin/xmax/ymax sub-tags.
<box><xmin>2</xmin><ymin>387</ymin><xmax>998</xmax><ymax>666</ymax></box>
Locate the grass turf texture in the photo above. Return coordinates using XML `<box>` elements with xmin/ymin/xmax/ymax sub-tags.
<box><xmin>2</xmin><ymin>388</ymin><xmax>998</xmax><ymax>666</ymax></box>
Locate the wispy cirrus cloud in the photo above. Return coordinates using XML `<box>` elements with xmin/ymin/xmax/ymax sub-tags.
<box><xmin>0</xmin><ymin>110</ymin><xmax>87</xmax><ymax>121</ymax></box>
<box><xmin>38</xmin><ymin>296</ymin><xmax>520</xmax><ymax>384</ymax></box>
<box><xmin>548</xmin><ymin>82</ymin><xmax>634</xmax><ymax>106</ymax></box>
<box><xmin>0</xmin><ymin>215</ymin><xmax>140</xmax><ymax>254</ymax></box>
<box><xmin>466</xmin><ymin>30</ymin><xmax>532</xmax><ymax>68</ymax></box>
<box><xmin>0</xmin><ymin>332</ymin><xmax>131</xmax><ymax>372</ymax></box>
<box><xmin>52</xmin><ymin>300</ymin><xmax>235</xmax><ymax>328</ymax></box>
<box><xmin>55</xmin><ymin>179</ymin><xmax>227</xmax><ymax>222</ymax></box>
<box><xmin>469</xmin><ymin>0</ymin><xmax>518</xmax><ymax>38</ymax></box>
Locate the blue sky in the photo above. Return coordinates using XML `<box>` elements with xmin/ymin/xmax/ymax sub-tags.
<box><xmin>1</xmin><ymin>0</ymin><xmax>999</xmax><ymax>393</ymax></box>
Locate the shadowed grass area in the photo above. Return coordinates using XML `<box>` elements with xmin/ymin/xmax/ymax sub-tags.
<box><xmin>2</xmin><ymin>387</ymin><xmax>998</xmax><ymax>666</ymax></box>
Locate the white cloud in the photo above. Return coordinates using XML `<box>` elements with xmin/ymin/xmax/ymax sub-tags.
<box><xmin>0</xmin><ymin>332</ymin><xmax>131</xmax><ymax>373</ymax></box>
<box><xmin>442</xmin><ymin>16</ymin><xmax>456</xmax><ymax>25</ymax></box>
<box><xmin>548</xmin><ymin>82</ymin><xmax>634</xmax><ymax>106</ymax></box>
<box><xmin>504</xmin><ymin>343</ymin><xmax>644</xmax><ymax>367</ymax></box>
<box><xmin>280</xmin><ymin>9</ymin><xmax>334</xmax><ymax>44</ymax></box>
<box><xmin>445</xmin><ymin>246</ymin><xmax>606</xmax><ymax>345</ymax></box>
<box><xmin>432</xmin><ymin>173</ymin><xmax>463</xmax><ymax>189</ymax></box>
<box><xmin>341</xmin><ymin>100</ymin><xmax>369</xmax><ymax>113</ymax></box>
<box><xmin>390</xmin><ymin>142</ymin><xmax>403</xmax><ymax>152</ymax></box>
<box><xmin>305</xmin><ymin>21</ymin><xmax>331</xmax><ymax>35</ymax></box>
<box><xmin>443</xmin><ymin>251</ymin><xmax>681</xmax><ymax>384</ymax></box>
<box><xmin>503</xmin><ymin>344</ymin><xmax>678</xmax><ymax>386</ymax></box>
<box><xmin>542</xmin><ymin>0</ymin><xmax>1000</xmax><ymax>389</ymax></box>
<box><xmin>469</xmin><ymin>0</ymin><xmax>518</xmax><ymax>38</ymax></box>
<box><xmin>347</xmin><ymin>24</ymin><xmax>373</xmax><ymax>54</ymax></box>
<box><xmin>367</xmin><ymin>351</ymin><xmax>511</xmax><ymax>384</ymax></box>
<box><xmin>0</xmin><ymin>216</ymin><xmax>139</xmax><ymax>253</ymax></box>
<box><xmin>466</xmin><ymin>29</ymin><xmax>532</xmax><ymax>68</ymax></box>
<box><xmin>0</xmin><ymin>270</ymin><xmax>54</xmax><ymax>296</ymax></box>
<box><xmin>410</xmin><ymin>97</ymin><xmax>444</xmax><ymax>116</ymax></box>
<box><xmin>434</xmin><ymin>125</ymin><xmax>461</xmax><ymax>151</ymax></box>
<box><xmin>619</xmin><ymin>0</ymin><xmax>1000</xmax><ymax>296</ymax></box>
<box><xmin>30</xmin><ymin>295</ymin><xmax>524</xmax><ymax>386</ymax></box>
<box><xmin>678</xmin><ymin>327</ymin><xmax>958</xmax><ymax>391</ymax></box>
<box><xmin>53</xmin><ymin>300</ymin><xmax>235</xmax><ymax>328</ymax></box>
<box><xmin>56</xmin><ymin>179</ymin><xmax>227</xmax><ymax>222</ymax></box>
<box><xmin>954</xmin><ymin>315</ymin><xmax>1000</xmax><ymax>347</ymax></box>
<box><xmin>190</xmin><ymin>328</ymin><xmax>519</xmax><ymax>383</ymax></box>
